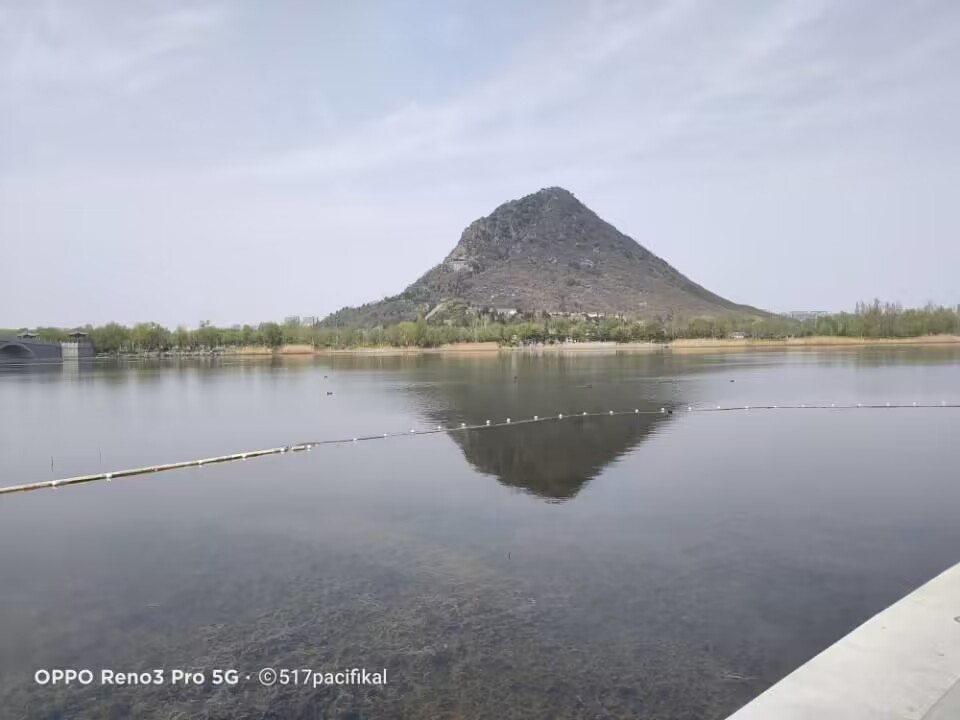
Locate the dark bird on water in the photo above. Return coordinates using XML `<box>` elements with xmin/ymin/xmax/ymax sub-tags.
<box><xmin>326</xmin><ymin>391</ymin><xmax>334</xmax><ymax>396</ymax></box>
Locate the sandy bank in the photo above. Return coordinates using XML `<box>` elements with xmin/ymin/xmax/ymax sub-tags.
<box><xmin>666</xmin><ymin>335</ymin><xmax>960</xmax><ymax>351</ymax></box>
<box><xmin>224</xmin><ymin>335</ymin><xmax>960</xmax><ymax>358</ymax></box>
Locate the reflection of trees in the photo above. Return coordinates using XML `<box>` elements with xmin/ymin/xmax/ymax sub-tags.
<box><xmin>848</xmin><ymin>346</ymin><xmax>960</xmax><ymax>368</ymax></box>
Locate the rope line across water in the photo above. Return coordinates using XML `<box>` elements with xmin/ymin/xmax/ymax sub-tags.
<box><xmin>2</xmin><ymin>402</ymin><xmax>958</xmax><ymax>497</ymax></box>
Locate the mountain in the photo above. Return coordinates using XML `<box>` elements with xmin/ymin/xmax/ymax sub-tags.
<box><xmin>322</xmin><ymin>187</ymin><xmax>766</xmax><ymax>326</ymax></box>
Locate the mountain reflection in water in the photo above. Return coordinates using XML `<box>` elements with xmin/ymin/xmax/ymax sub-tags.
<box><xmin>409</xmin><ymin>357</ymin><xmax>680</xmax><ymax>500</ymax></box>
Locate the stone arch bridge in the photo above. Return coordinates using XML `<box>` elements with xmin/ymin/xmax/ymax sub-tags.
<box><xmin>0</xmin><ymin>336</ymin><xmax>93</xmax><ymax>362</ymax></box>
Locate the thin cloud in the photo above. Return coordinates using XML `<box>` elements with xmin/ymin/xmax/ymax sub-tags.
<box><xmin>0</xmin><ymin>1</ymin><xmax>226</xmax><ymax>95</ymax></box>
<box><xmin>213</xmin><ymin>0</ymin><xmax>874</xmax><ymax>187</ymax></box>
<box><xmin>1</xmin><ymin>0</ymin><xmax>958</xmax><ymax>325</ymax></box>
<box><xmin>216</xmin><ymin>0</ymin><xmax>703</xmax><ymax>181</ymax></box>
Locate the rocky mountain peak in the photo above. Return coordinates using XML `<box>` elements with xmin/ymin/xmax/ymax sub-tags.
<box><xmin>322</xmin><ymin>188</ymin><xmax>766</xmax><ymax>326</ymax></box>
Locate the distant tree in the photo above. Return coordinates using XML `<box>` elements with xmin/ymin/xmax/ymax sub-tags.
<box><xmin>35</xmin><ymin>327</ymin><xmax>69</xmax><ymax>342</ymax></box>
<box><xmin>174</xmin><ymin>326</ymin><xmax>192</xmax><ymax>350</ymax></box>
<box><xmin>90</xmin><ymin>322</ymin><xmax>131</xmax><ymax>354</ymax></box>
<box><xmin>240</xmin><ymin>324</ymin><xmax>258</xmax><ymax>345</ymax></box>
<box><xmin>129</xmin><ymin>322</ymin><xmax>168</xmax><ymax>352</ymax></box>
<box><xmin>11</xmin><ymin>301</ymin><xmax>959</xmax><ymax>357</ymax></box>
<box><xmin>260</xmin><ymin>322</ymin><xmax>283</xmax><ymax>348</ymax></box>
<box><xmin>195</xmin><ymin>323</ymin><xmax>222</xmax><ymax>349</ymax></box>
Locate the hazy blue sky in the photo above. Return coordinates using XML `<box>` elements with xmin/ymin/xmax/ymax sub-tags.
<box><xmin>2</xmin><ymin>0</ymin><xmax>958</xmax><ymax>328</ymax></box>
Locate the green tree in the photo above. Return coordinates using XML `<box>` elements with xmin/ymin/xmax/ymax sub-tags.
<box><xmin>90</xmin><ymin>322</ymin><xmax>131</xmax><ymax>354</ymax></box>
<box><xmin>260</xmin><ymin>322</ymin><xmax>283</xmax><ymax>348</ymax></box>
<box><xmin>195</xmin><ymin>323</ymin><xmax>222</xmax><ymax>349</ymax></box>
<box><xmin>174</xmin><ymin>326</ymin><xmax>192</xmax><ymax>350</ymax></box>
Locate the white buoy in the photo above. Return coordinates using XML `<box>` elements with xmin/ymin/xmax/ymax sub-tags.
<box><xmin>558</xmin><ymin>414</ymin><xmax>564</xmax><ymax>419</ymax></box>
<box><xmin>687</xmin><ymin>406</ymin><xmax>692</xmax><ymax>411</ymax></box>
<box><xmin>609</xmin><ymin>410</ymin><xmax>614</xmax><ymax>415</ymax></box>
<box><xmin>801</xmin><ymin>404</ymin><xmax>805</xmax><ymax>408</ymax></box>
<box><xmin>582</xmin><ymin>411</ymin><xmax>587</xmax><ymax>416</ymax></box>
<box><xmin>831</xmin><ymin>403</ymin><xmax>835</xmax><ymax>407</ymax></box>
<box><xmin>461</xmin><ymin>422</ymin><xmax>467</xmax><ymax>428</ymax></box>
<box><xmin>534</xmin><ymin>415</ymin><xmax>539</xmax><ymax>420</ymax></box>
<box><xmin>486</xmin><ymin>420</ymin><xmax>491</xmax><ymax>425</ymax></box>
<box><xmin>886</xmin><ymin>402</ymin><xmax>891</xmax><ymax>407</ymax></box>
<box><xmin>912</xmin><ymin>402</ymin><xmax>917</xmax><ymax>407</ymax></box>
<box><xmin>506</xmin><ymin>418</ymin><xmax>511</xmax><ymax>423</ymax></box>
<box><xmin>857</xmin><ymin>403</ymin><xmax>862</xmax><ymax>407</ymax></box>
<box><xmin>745</xmin><ymin>405</ymin><xmax>749</xmax><ymax>410</ymax></box>
<box><xmin>105</xmin><ymin>473</ymin><xmax>112</xmax><ymax>480</ymax></box>
<box><xmin>353</xmin><ymin>438</ymin><xmax>357</xmax><ymax>442</ymax></box>
<box><xmin>634</xmin><ymin>409</ymin><xmax>639</xmax><ymax>413</ymax></box>
<box><xmin>383</xmin><ymin>433</ymin><xmax>388</xmax><ymax>437</ymax></box>
<box><xmin>437</xmin><ymin>425</ymin><xmax>442</xmax><ymax>430</ymax></box>
<box><xmin>410</xmin><ymin>428</ymin><xmax>416</xmax><ymax>433</ymax></box>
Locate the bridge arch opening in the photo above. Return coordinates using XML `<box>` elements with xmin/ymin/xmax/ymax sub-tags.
<box><xmin>0</xmin><ymin>343</ymin><xmax>35</xmax><ymax>360</ymax></box>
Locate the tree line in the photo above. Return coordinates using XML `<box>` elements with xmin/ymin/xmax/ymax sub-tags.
<box><xmin>3</xmin><ymin>301</ymin><xmax>958</xmax><ymax>353</ymax></box>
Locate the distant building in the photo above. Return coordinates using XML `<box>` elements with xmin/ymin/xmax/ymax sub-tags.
<box><xmin>16</xmin><ymin>331</ymin><xmax>39</xmax><ymax>339</ymax></box>
<box><xmin>301</xmin><ymin>316</ymin><xmax>318</xmax><ymax>327</ymax></box>
<box><xmin>284</xmin><ymin>315</ymin><xmax>301</xmax><ymax>326</ymax></box>
<box><xmin>61</xmin><ymin>331</ymin><xmax>94</xmax><ymax>360</ymax></box>
<box><xmin>729</xmin><ymin>331</ymin><xmax>748</xmax><ymax>340</ymax></box>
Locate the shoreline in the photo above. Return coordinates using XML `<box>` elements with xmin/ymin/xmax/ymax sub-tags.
<box><xmin>662</xmin><ymin>334</ymin><xmax>960</xmax><ymax>352</ymax></box>
<box><xmin>88</xmin><ymin>335</ymin><xmax>960</xmax><ymax>360</ymax></box>
<box><xmin>317</xmin><ymin>335</ymin><xmax>960</xmax><ymax>355</ymax></box>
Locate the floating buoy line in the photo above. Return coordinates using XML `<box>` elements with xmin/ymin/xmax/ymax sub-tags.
<box><xmin>1</xmin><ymin>402</ymin><xmax>958</xmax><ymax>497</ymax></box>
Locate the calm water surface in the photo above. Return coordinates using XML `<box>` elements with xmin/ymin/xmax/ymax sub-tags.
<box><xmin>1</xmin><ymin>348</ymin><xmax>959</xmax><ymax>719</ymax></box>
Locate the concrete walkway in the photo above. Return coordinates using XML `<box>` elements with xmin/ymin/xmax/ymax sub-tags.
<box><xmin>923</xmin><ymin>678</ymin><xmax>960</xmax><ymax>720</ymax></box>
<box><xmin>727</xmin><ymin>562</ymin><xmax>960</xmax><ymax>720</ymax></box>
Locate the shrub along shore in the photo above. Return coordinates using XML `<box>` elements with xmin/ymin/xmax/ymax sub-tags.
<box><xmin>6</xmin><ymin>301</ymin><xmax>959</xmax><ymax>355</ymax></box>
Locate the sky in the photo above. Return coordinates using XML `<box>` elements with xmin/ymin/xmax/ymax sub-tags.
<box><xmin>2</xmin><ymin>0</ymin><xmax>958</xmax><ymax>328</ymax></box>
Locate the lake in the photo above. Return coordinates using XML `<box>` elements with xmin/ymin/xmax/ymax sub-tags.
<box><xmin>2</xmin><ymin>347</ymin><xmax>959</xmax><ymax>719</ymax></box>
